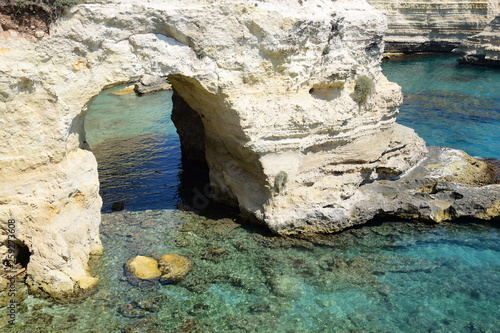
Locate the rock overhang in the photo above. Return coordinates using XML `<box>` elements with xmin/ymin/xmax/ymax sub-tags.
<box><xmin>0</xmin><ymin>0</ymin><xmax>498</xmax><ymax>301</ymax></box>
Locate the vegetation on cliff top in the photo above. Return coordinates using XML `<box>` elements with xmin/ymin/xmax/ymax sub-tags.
<box><xmin>0</xmin><ymin>0</ymin><xmax>79</xmax><ymax>36</ymax></box>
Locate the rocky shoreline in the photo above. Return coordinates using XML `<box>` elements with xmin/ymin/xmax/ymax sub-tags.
<box><xmin>0</xmin><ymin>0</ymin><xmax>499</xmax><ymax>302</ymax></box>
<box><xmin>455</xmin><ymin>15</ymin><xmax>500</xmax><ymax>66</ymax></box>
<box><xmin>368</xmin><ymin>0</ymin><xmax>499</xmax><ymax>53</ymax></box>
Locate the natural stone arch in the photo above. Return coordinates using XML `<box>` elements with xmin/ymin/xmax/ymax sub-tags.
<box><xmin>0</xmin><ymin>1</ymin><xmax>431</xmax><ymax>300</ymax></box>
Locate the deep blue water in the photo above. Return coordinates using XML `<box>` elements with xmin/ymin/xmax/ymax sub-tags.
<box><xmin>381</xmin><ymin>54</ymin><xmax>500</xmax><ymax>159</ymax></box>
<box><xmin>4</xmin><ymin>57</ymin><xmax>498</xmax><ymax>332</ymax></box>
<box><xmin>84</xmin><ymin>86</ymin><xmax>182</xmax><ymax>212</ymax></box>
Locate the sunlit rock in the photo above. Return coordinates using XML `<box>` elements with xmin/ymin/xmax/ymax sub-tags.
<box><xmin>158</xmin><ymin>254</ymin><xmax>193</xmax><ymax>283</ymax></box>
<box><xmin>0</xmin><ymin>0</ymin><xmax>497</xmax><ymax>301</ymax></box>
<box><xmin>455</xmin><ymin>15</ymin><xmax>500</xmax><ymax>66</ymax></box>
<box><xmin>368</xmin><ymin>0</ymin><xmax>499</xmax><ymax>52</ymax></box>
<box><xmin>125</xmin><ymin>256</ymin><xmax>162</xmax><ymax>280</ymax></box>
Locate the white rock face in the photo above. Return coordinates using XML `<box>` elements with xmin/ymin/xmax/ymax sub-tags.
<box><xmin>455</xmin><ymin>15</ymin><xmax>500</xmax><ymax>66</ymax></box>
<box><xmin>367</xmin><ymin>0</ymin><xmax>499</xmax><ymax>52</ymax></box>
<box><xmin>0</xmin><ymin>0</ymin><xmax>429</xmax><ymax>299</ymax></box>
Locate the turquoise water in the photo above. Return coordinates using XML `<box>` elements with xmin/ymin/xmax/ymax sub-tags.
<box><xmin>2</xmin><ymin>57</ymin><xmax>500</xmax><ymax>332</ymax></box>
<box><xmin>381</xmin><ymin>54</ymin><xmax>500</xmax><ymax>159</ymax></box>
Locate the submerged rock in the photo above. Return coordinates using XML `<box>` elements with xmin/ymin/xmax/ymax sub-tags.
<box><xmin>267</xmin><ymin>275</ymin><xmax>303</xmax><ymax>298</ymax></box>
<box><xmin>125</xmin><ymin>256</ymin><xmax>162</xmax><ymax>280</ymax></box>
<box><xmin>158</xmin><ymin>254</ymin><xmax>193</xmax><ymax>283</ymax></box>
<box><xmin>123</xmin><ymin>316</ymin><xmax>161</xmax><ymax>333</ymax></box>
<box><xmin>111</xmin><ymin>201</ymin><xmax>125</xmax><ymax>211</ymax></box>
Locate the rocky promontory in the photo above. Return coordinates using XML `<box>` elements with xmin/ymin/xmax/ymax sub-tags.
<box><xmin>455</xmin><ymin>15</ymin><xmax>500</xmax><ymax>66</ymax></box>
<box><xmin>368</xmin><ymin>0</ymin><xmax>499</xmax><ymax>52</ymax></box>
<box><xmin>0</xmin><ymin>0</ymin><xmax>498</xmax><ymax>301</ymax></box>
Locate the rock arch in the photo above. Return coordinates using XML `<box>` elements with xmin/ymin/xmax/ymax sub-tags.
<box><xmin>0</xmin><ymin>1</ymin><xmax>429</xmax><ymax>300</ymax></box>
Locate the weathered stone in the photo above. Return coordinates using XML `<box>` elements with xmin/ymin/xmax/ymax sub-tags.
<box><xmin>349</xmin><ymin>147</ymin><xmax>500</xmax><ymax>226</ymax></box>
<box><xmin>455</xmin><ymin>15</ymin><xmax>500</xmax><ymax>67</ymax></box>
<box><xmin>0</xmin><ymin>0</ymin><xmax>497</xmax><ymax>301</ymax></box>
<box><xmin>158</xmin><ymin>254</ymin><xmax>192</xmax><ymax>283</ymax></box>
<box><xmin>368</xmin><ymin>0</ymin><xmax>499</xmax><ymax>52</ymax></box>
<box><xmin>0</xmin><ymin>277</ymin><xmax>8</xmax><ymax>291</ymax></box>
<box><xmin>125</xmin><ymin>256</ymin><xmax>161</xmax><ymax>280</ymax></box>
<box><xmin>134</xmin><ymin>74</ymin><xmax>172</xmax><ymax>94</ymax></box>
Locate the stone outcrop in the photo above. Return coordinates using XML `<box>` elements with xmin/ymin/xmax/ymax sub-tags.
<box><xmin>0</xmin><ymin>0</ymin><xmax>498</xmax><ymax>301</ymax></box>
<box><xmin>367</xmin><ymin>0</ymin><xmax>499</xmax><ymax>52</ymax></box>
<box><xmin>455</xmin><ymin>15</ymin><xmax>500</xmax><ymax>66</ymax></box>
<box><xmin>134</xmin><ymin>74</ymin><xmax>172</xmax><ymax>94</ymax></box>
<box><xmin>353</xmin><ymin>147</ymin><xmax>499</xmax><ymax>230</ymax></box>
<box><xmin>125</xmin><ymin>256</ymin><xmax>162</xmax><ymax>280</ymax></box>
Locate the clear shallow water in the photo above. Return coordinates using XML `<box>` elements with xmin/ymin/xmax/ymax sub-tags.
<box><xmin>381</xmin><ymin>54</ymin><xmax>500</xmax><ymax>159</ymax></box>
<box><xmin>4</xmin><ymin>213</ymin><xmax>499</xmax><ymax>332</ymax></box>
<box><xmin>2</xmin><ymin>57</ymin><xmax>500</xmax><ymax>332</ymax></box>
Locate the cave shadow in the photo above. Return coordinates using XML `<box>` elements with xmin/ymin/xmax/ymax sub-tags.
<box><xmin>81</xmin><ymin>82</ymin><xmax>243</xmax><ymax>220</ymax></box>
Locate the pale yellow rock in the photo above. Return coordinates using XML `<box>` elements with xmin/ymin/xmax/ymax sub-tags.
<box><xmin>0</xmin><ymin>0</ymin><xmax>430</xmax><ymax>299</ymax></box>
<box><xmin>158</xmin><ymin>254</ymin><xmax>192</xmax><ymax>283</ymax></box>
<box><xmin>110</xmin><ymin>85</ymin><xmax>136</xmax><ymax>95</ymax></box>
<box><xmin>125</xmin><ymin>256</ymin><xmax>161</xmax><ymax>280</ymax></box>
<box><xmin>78</xmin><ymin>275</ymin><xmax>99</xmax><ymax>290</ymax></box>
<box><xmin>0</xmin><ymin>277</ymin><xmax>9</xmax><ymax>291</ymax></box>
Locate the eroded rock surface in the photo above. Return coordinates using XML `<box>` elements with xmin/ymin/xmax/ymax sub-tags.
<box><xmin>456</xmin><ymin>15</ymin><xmax>500</xmax><ymax>66</ymax></box>
<box><xmin>368</xmin><ymin>0</ymin><xmax>499</xmax><ymax>52</ymax></box>
<box><xmin>0</xmin><ymin>0</ymin><xmax>498</xmax><ymax>301</ymax></box>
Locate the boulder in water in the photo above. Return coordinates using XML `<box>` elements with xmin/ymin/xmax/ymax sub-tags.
<box><xmin>125</xmin><ymin>256</ymin><xmax>161</xmax><ymax>280</ymax></box>
<box><xmin>158</xmin><ymin>254</ymin><xmax>193</xmax><ymax>283</ymax></box>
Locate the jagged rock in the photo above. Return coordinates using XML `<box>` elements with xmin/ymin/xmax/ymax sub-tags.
<box><xmin>134</xmin><ymin>74</ymin><xmax>172</xmax><ymax>94</ymax></box>
<box><xmin>158</xmin><ymin>254</ymin><xmax>192</xmax><ymax>283</ymax></box>
<box><xmin>125</xmin><ymin>256</ymin><xmax>162</xmax><ymax>280</ymax></box>
<box><xmin>368</xmin><ymin>0</ymin><xmax>499</xmax><ymax>52</ymax></box>
<box><xmin>0</xmin><ymin>0</ymin><xmax>497</xmax><ymax>301</ymax></box>
<box><xmin>350</xmin><ymin>147</ymin><xmax>500</xmax><ymax>226</ymax></box>
<box><xmin>455</xmin><ymin>15</ymin><xmax>500</xmax><ymax>66</ymax></box>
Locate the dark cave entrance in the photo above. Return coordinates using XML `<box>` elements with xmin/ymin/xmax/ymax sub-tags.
<box><xmin>2</xmin><ymin>239</ymin><xmax>30</xmax><ymax>270</ymax></box>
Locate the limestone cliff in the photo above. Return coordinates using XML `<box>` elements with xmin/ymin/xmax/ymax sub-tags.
<box><xmin>0</xmin><ymin>0</ymin><xmax>498</xmax><ymax>301</ymax></box>
<box><xmin>367</xmin><ymin>0</ymin><xmax>499</xmax><ymax>52</ymax></box>
<box><xmin>455</xmin><ymin>15</ymin><xmax>500</xmax><ymax>66</ymax></box>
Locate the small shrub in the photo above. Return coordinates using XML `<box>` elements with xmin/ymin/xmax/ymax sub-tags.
<box><xmin>350</xmin><ymin>75</ymin><xmax>372</xmax><ymax>104</ymax></box>
<box><xmin>195</xmin><ymin>49</ymin><xmax>207</xmax><ymax>59</ymax></box>
<box><xmin>10</xmin><ymin>0</ymin><xmax>79</xmax><ymax>23</ymax></box>
<box><xmin>273</xmin><ymin>171</ymin><xmax>288</xmax><ymax>194</ymax></box>
<box><xmin>322</xmin><ymin>44</ymin><xmax>330</xmax><ymax>56</ymax></box>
